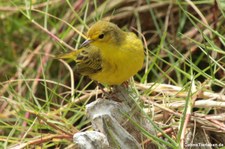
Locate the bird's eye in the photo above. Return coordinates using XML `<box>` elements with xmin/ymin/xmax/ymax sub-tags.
<box><xmin>98</xmin><ymin>34</ymin><xmax>104</xmax><ymax>39</ymax></box>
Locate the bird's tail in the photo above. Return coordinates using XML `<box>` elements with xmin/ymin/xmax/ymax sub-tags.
<box><xmin>56</xmin><ymin>50</ymin><xmax>81</xmax><ymax>62</ymax></box>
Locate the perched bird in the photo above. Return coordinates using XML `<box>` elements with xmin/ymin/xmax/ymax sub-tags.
<box><xmin>58</xmin><ymin>20</ymin><xmax>144</xmax><ymax>85</ymax></box>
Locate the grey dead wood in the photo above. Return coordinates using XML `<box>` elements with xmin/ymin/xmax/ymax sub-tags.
<box><xmin>73</xmin><ymin>86</ymin><xmax>157</xmax><ymax>149</ymax></box>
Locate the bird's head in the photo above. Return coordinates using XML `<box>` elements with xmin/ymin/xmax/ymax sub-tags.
<box><xmin>81</xmin><ymin>21</ymin><xmax>125</xmax><ymax>47</ymax></box>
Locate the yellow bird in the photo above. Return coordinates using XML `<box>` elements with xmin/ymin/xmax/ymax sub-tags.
<box><xmin>58</xmin><ymin>21</ymin><xmax>144</xmax><ymax>85</ymax></box>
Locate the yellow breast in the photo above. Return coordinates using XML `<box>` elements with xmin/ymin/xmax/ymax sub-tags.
<box><xmin>89</xmin><ymin>32</ymin><xmax>144</xmax><ymax>85</ymax></box>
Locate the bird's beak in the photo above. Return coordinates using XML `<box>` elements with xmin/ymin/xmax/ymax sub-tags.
<box><xmin>80</xmin><ymin>39</ymin><xmax>92</xmax><ymax>48</ymax></box>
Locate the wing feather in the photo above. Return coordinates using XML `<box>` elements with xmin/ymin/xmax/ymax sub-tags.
<box><xmin>75</xmin><ymin>46</ymin><xmax>102</xmax><ymax>75</ymax></box>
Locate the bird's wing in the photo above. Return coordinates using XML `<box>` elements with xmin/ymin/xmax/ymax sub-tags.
<box><xmin>75</xmin><ymin>45</ymin><xmax>102</xmax><ymax>75</ymax></box>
